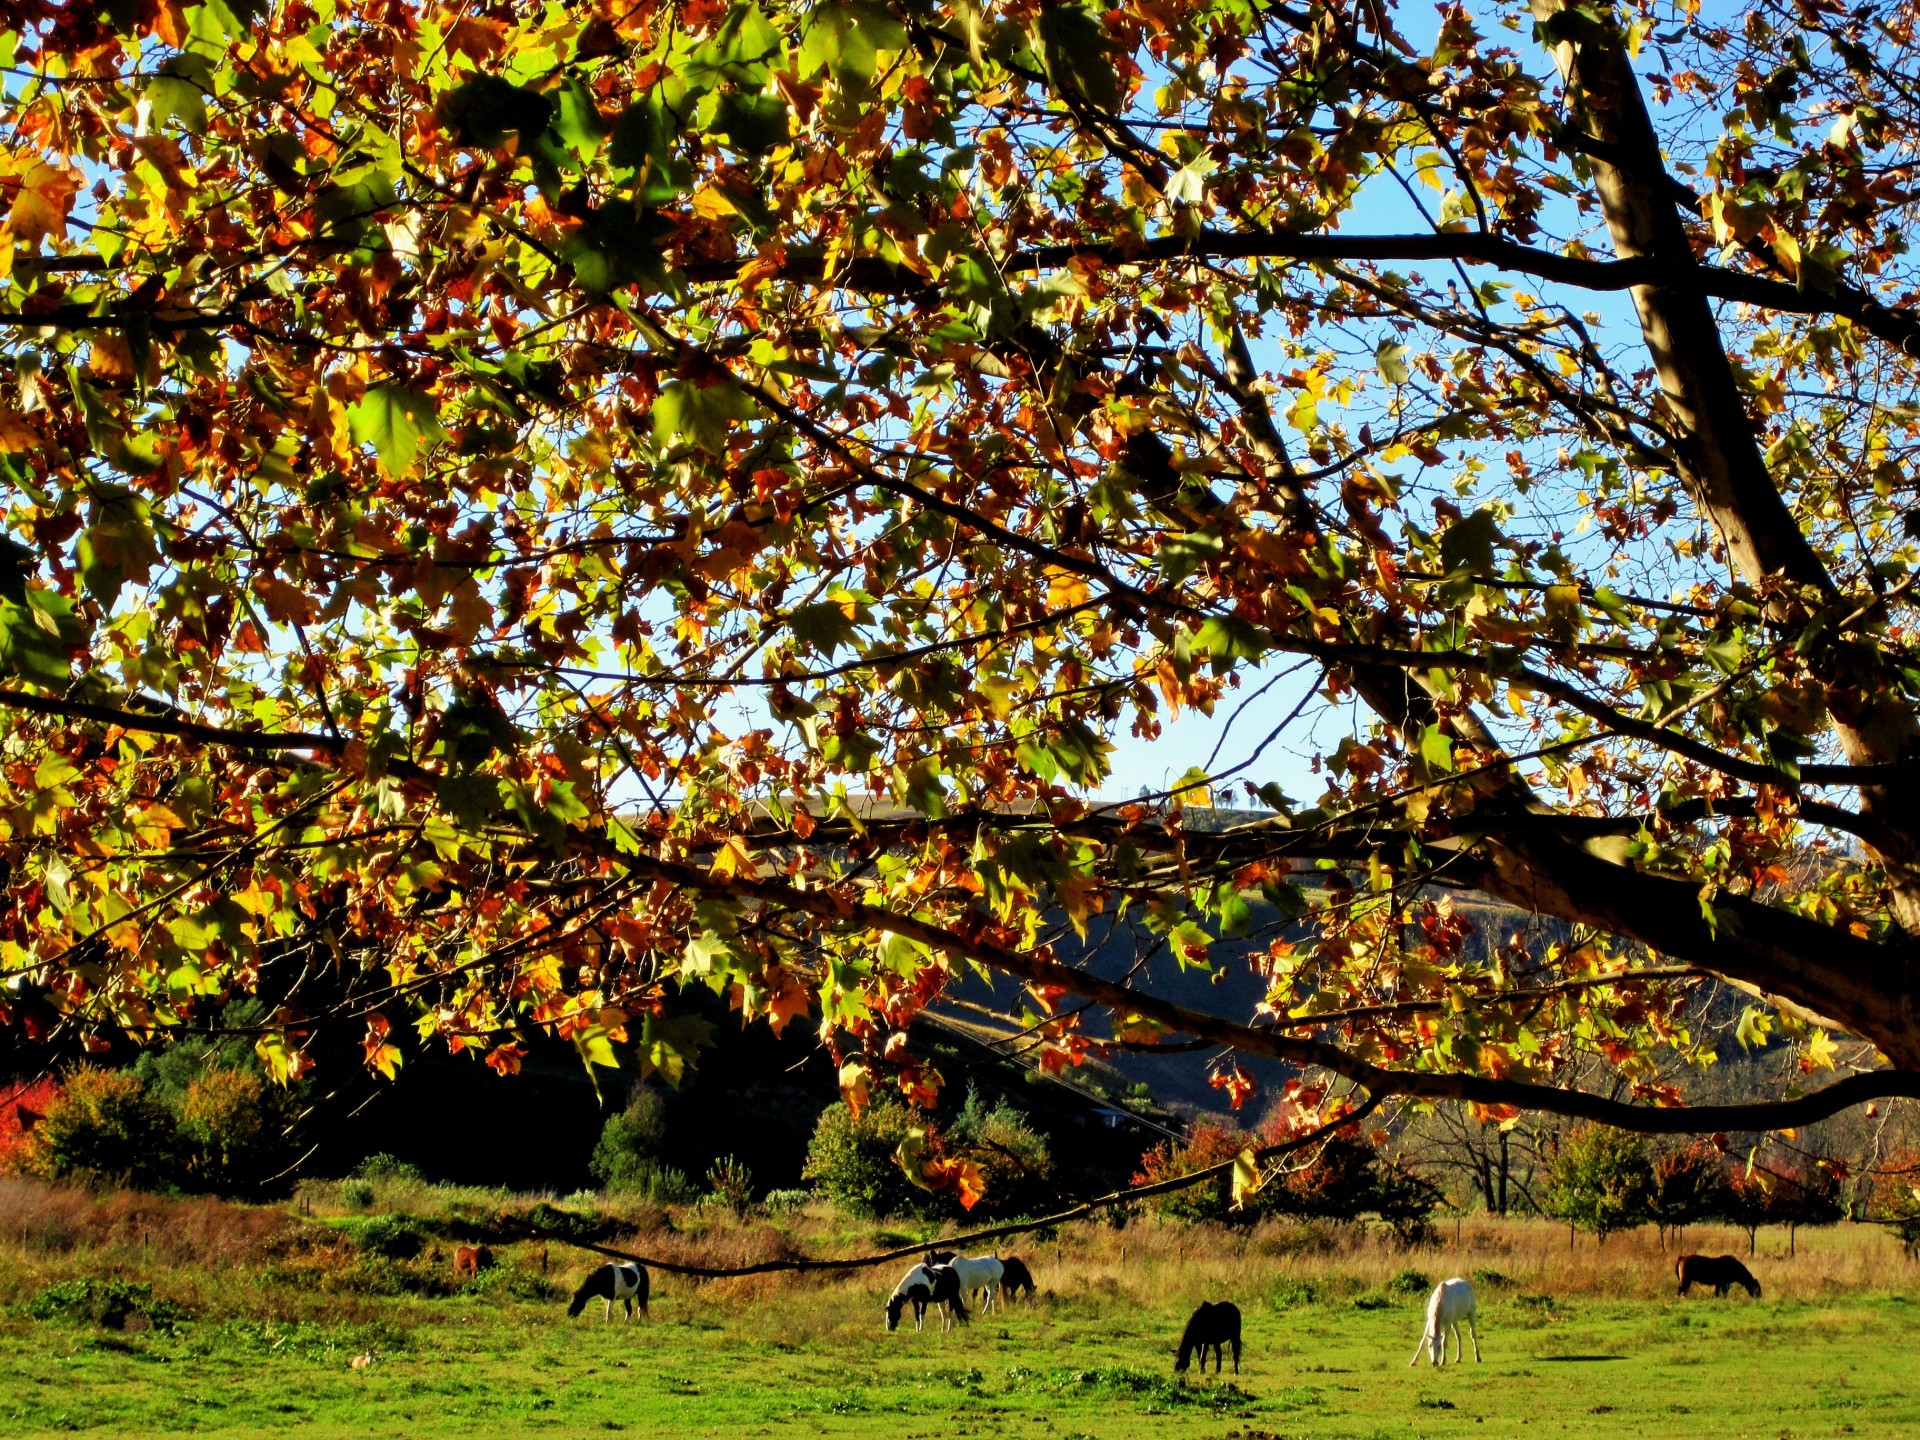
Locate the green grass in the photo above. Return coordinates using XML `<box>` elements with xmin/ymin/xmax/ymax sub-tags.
<box><xmin>2</xmin><ymin>1284</ymin><xmax>1917</xmax><ymax>1439</ymax></box>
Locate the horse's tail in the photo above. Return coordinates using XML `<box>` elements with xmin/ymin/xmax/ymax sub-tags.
<box><xmin>635</xmin><ymin>1264</ymin><xmax>651</xmax><ymax>1315</ymax></box>
<box><xmin>948</xmin><ymin>1286</ymin><xmax>970</xmax><ymax>1324</ymax></box>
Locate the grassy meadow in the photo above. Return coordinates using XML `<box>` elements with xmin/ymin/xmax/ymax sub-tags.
<box><xmin>0</xmin><ymin>1177</ymin><xmax>1914</xmax><ymax>1439</ymax></box>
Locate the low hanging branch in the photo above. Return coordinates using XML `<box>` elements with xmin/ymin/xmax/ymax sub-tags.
<box><xmin>513</xmin><ymin>1093</ymin><xmax>1386</xmax><ymax>1278</ymax></box>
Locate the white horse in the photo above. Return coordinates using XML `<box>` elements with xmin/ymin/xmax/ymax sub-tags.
<box><xmin>885</xmin><ymin>1263</ymin><xmax>969</xmax><ymax>1332</ymax></box>
<box><xmin>1411</xmin><ymin>1277</ymin><xmax>1480</xmax><ymax>1367</ymax></box>
<box><xmin>926</xmin><ymin>1250</ymin><xmax>1005</xmax><ymax>1313</ymax></box>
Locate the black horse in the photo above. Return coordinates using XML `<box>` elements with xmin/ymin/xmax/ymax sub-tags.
<box><xmin>999</xmin><ymin>1256</ymin><xmax>1036</xmax><ymax>1302</ymax></box>
<box><xmin>1174</xmin><ymin>1300</ymin><xmax>1242</xmax><ymax>1374</ymax></box>
<box><xmin>568</xmin><ymin>1262</ymin><xmax>650</xmax><ymax>1321</ymax></box>
<box><xmin>1675</xmin><ymin>1254</ymin><xmax>1762</xmax><ymax>1298</ymax></box>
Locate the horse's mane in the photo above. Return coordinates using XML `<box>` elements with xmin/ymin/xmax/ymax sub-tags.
<box><xmin>566</xmin><ymin>1266</ymin><xmax>609</xmax><ymax>1318</ymax></box>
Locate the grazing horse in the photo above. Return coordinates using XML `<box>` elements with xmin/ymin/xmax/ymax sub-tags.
<box><xmin>568</xmin><ymin>1262</ymin><xmax>649</xmax><ymax>1322</ymax></box>
<box><xmin>1412</xmin><ymin>1278</ymin><xmax>1481</xmax><ymax>1367</ymax></box>
<box><xmin>1676</xmin><ymin>1254</ymin><xmax>1761</xmax><ymax>1298</ymax></box>
<box><xmin>1174</xmin><ymin>1301</ymin><xmax>1241</xmax><ymax>1374</ymax></box>
<box><xmin>998</xmin><ymin>1256</ymin><xmax>1036</xmax><ymax>1303</ymax></box>
<box><xmin>452</xmin><ymin>1244</ymin><xmax>493</xmax><ymax>1280</ymax></box>
<box><xmin>885</xmin><ymin>1263</ymin><xmax>969</xmax><ymax>1332</ymax></box>
<box><xmin>926</xmin><ymin>1250</ymin><xmax>1006</xmax><ymax>1313</ymax></box>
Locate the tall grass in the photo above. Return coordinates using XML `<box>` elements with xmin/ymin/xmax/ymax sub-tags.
<box><xmin>0</xmin><ymin>1176</ymin><xmax>1910</xmax><ymax>1337</ymax></box>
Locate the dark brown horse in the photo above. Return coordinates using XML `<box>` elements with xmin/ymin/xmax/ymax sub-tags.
<box><xmin>1174</xmin><ymin>1300</ymin><xmax>1241</xmax><ymax>1374</ymax></box>
<box><xmin>1675</xmin><ymin>1254</ymin><xmax>1761</xmax><ymax>1298</ymax></box>
<box><xmin>998</xmin><ymin>1255</ymin><xmax>1036</xmax><ymax>1302</ymax></box>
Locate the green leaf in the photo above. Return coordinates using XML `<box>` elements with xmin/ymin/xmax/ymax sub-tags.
<box><xmin>76</xmin><ymin>486</ymin><xmax>159</xmax><ymax>604</ymax></box>
<box><xmin>637</xmin><ymin>1011</ymin><xmax>715</xmax><ymax>1088</ymax></box>
<box><xmin>711</xmin><ymin>89</ymin><xmax>790</xmax><ymax>155</ymax></box>
<box><xmin>787</xmin><ymin>601</ymin><xmax>860</xmax><ymax>658</ymax></box>
<box><xmin>1034</xmin><ymin>4</ymin><xmax>1122</xmax><ymax>111</ymax></box>
<box><xmin>436</xmin><ymin>76</ymin><xmax>554</xmax><ymax>148</ymax></box>
<box><xmin>652</xmin><ymin>378</ymin><xmax>757</xmax><ymax>454</ymax></box>
<box><xmin>1375</xmin><ymin>338</ymin><xmax>1412</xmax><ymax>385</ymax></box>
<box><xmin>1168</xmin><ymin>919</ymin><xmax>1213</xmax><ymax>969</ymax></box>
<box><xmin>1195</xmin><ymin>615</ymin><xmax>1268</xmax><ymax>671</ymax></box>
<box><xmin>1418</xmin><ymin>723</ymin><xmax>1454</xmax><ymax>775</ymax></box>
<box><xmin>1439</xmin><ymin>507</ymin><xmax>1502</xmax><ymax>577</ymax></box>
<box><xmin>798</xmin><ymin>1</ymin><xmax>906</xmax><ymax>83</ymax></box>
<box><xmin>349</xmin><ymin>385</ymin><xmax>447</xmax><ymax>475</ymax></box>
<box><xmin>552</xmin><ymin>76</ymin><xmax>607</xmax><ymax>158</ymax></box>
<box><xmin>0</xmin><ymin>591</ymin><xmax>88</xmax><ymax>689</ymax></box>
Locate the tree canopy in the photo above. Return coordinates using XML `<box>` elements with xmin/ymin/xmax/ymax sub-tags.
<box><xmin>3</xmin><ymin>0</ymin><xmax>1920</xmax><ymax>1175</ymax></box>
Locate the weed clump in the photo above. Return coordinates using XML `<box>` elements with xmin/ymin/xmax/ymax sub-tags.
<box><xmin>29</xmin><ymin>1278</ymin><xmax>189</xmax><ymax>1332</ymax></box>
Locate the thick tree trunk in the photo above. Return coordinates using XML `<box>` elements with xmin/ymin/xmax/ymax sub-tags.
<box><xmin>1530</xmin><ymin>0</ymin><xmax>1920</xmax><ymax>932</ymax></box>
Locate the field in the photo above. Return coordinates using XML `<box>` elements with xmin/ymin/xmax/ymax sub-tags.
<box><xmin>0</xmin><ymin>1181</ymin><xmax>1915</xmax><ymax>1440</ymax></box>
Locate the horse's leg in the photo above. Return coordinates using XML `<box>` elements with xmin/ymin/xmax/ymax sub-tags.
<box><xmin>1410</xmin><ymin>1330</ymin><xmax>1430</xmax><ymax>1367</ymax></box>
<box><xmin>1231</xmin><ymin>1337</ymin><xmax>1241</xmax><ymax>1375</ymax></box>
<box><xmin>603</xmin><ymin>1296</ymin><xmax>613</xmax><ymax>1323</ymax></box>
<box><xmin>1467</xmin><ymin>1314</ymin><xmax>1481</xmax><ymax>1363</ymax></box>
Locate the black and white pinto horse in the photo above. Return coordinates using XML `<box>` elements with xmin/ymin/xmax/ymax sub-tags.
<box><xmin>568</xmin><ymin>1262</ymin><xmax>650</xmax><ymax>1322</ymax></box>
<box><xmin>885</xmin><ymin>1262</ymin><xmax>970</xmax><ymax>1332</ymax></box>
<box><xmin>926</xmin><ymin>1250</ymin><xmax>1006</xmax><ymax>1313</ymax></box>
<box><xmin>1175</xmin><ymin>1300</ymin><xmax>1242</xmax><ymax>1374</ymax></box>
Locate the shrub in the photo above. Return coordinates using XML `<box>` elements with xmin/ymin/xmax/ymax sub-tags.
<box><xmin>17</xmin><ymin>1067</ymin><xmax>175</xmax><ymax>1188</ymax></box>
<box><xmin>352</xmin><ymin>1153</ymin><xmax>424</xmax><ymax>1183</ymax></box>
<box><xmin>176</xmin><ymin>1068</ymin><xmax>275</xmax><ymax>1191</ymax></box>
<box><xmin>1273</xmin><ymin>1135</ymin><xmax>1441</xmax><ymax>1239</ymax></box>
<box><xmin>1647</xmin><ymin>1142</ymin><xmax>1728</xmax><ymax>1237</ymax></box>
<box><xmin>0</xmin><ymin>1078</ymin><xmax>62</xmax><ymax>1172</ymax></box>
<box><xmin>29</xmin><ymin>1278</ymin><xmax>189</xmax><ymax>1332</ymax></box>
<box><xmin>802</xmin><ymin>1097</ymin><xmax>930</xmax><ymax>1218</ymax></box>
<box><xmin>948</xmin><ymin>1087</ymin><xmax>1054</xmax><ymax>1216</ymax></box>
<box><xmin>1542</xmin><ymin>1125</ymin><xmax>1653</xmax><ymax>1242</ymax></box>
<box><xmin>607</xmin><ymin>1160</ymin><xmax>698</xmax><ymax>1205</ymax></box>
<box><xmin>1132</xmin><ymin>1121</ymin><xmax>1253</xmax><ymax>1225</ymax></box>
<box><xmin>705</xmin><ymin>1154</ymin><xmax>756</xmax><ymax>1219</ymax></box>
<box><xmin>590</xmin><ymin>1087</ymin><xmax>669</xmax><ymax>1189</ymax></box>
<box><xmin>343</xmin><ymin>1214</ymin><xmax>428</xmax><ymax>1259</ymax></box>
<box><xmin>341</xmin><ymin>1178</ymin><xmax>376</xmax><ymax>1210</ymax></box>
<box><xmin>762</xmin><ymin>1188</ymin><xmax>811</xmax><ymax>1213</ymax></box>
<box><xmin>1388</xmin><ymin>1268</ymin><xmax>1431</xmax><ymax>1295</ymax></box>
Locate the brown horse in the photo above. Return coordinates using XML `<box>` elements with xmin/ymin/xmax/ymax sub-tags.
<box><xmin>1675</xmin><ymin>1254</ymin><xmax>1761</xmax><ymax>1298</ymax></box>
<box><xmin>452</xmin><ymin>1244</ymin><xmax>493</xmax><ymax>1280</ymax></box>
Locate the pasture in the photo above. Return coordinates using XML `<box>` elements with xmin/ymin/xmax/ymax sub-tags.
<box><xmin>0</xmin><ymin>1185</ymin><xmax>1914</xmax><ymax>1439</ymax></box>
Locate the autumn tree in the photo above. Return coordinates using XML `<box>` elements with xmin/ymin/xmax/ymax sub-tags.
<box><xmin>2</xmin><ymin>0</ymin><xmax>1920</xmax><ymax>1204</ymax></box>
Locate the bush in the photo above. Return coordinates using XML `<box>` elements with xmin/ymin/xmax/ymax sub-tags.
<box><xmin>590</xmin><ymin>1087</ymin><xmax>669</xmax><ymax>1189</ymax></box>
<box><xmin>802</xmin><ymin>1097</ymin><xmax>933</xmax><ymax>1218</ymax></box>
<box><xmin>762</xmin><ymin>1188</ymin><xmax>811</xmax><ymax>1213</ymax></box>
<box><xmin>607</xmin><ymin>1160</ymin><xmax>698</xmax><ymax>1205</ymax></box>
<box><xmin>341</xmin><ymin>1178</ymin><xmax>376</xmax><ymax>1210</ymax></box>
<box><xmin>1388</xmin><ymin>1268</ymin><xmax>1431</xmax><ymax>1295</ymax></box>
<box><xmin>176</xmin><ymin>1068</ymin><xmax>275</xmax><ymax>1191</ymax></box>
<box><xmin>1648</xmin><ymin>1142</ymin><xmax>1728</xmax><ymax>1236</ymax></box>
<box><xmin>1132</xmin><ymin>1121</ymin><xmax>1252</xmax><ymax>1225</ymax></box>
<box><xmin>29</xmin><ymin>1279</ymin><xmax>188</xmax><ymax>1332</ymax></box>
<box><xmin>1135</xmin><ymin>1122</ymin><xmax>1440</xmax><ymax>1233</ymax></box>
<box><xmin>352</xmin><ymin>1153</ymin><xmax>424</xmax><ymax>1183</ymax></box>
<box><xmin>947</xmin><ymin>1088</ymin><xmax>1053</xmax><ymax>1217</ymax></box>
<box><xmin>1542</xmin><ymin>1125</ymin><xmax>1653</xmax><ymax>1241</ymax></box>
<box><xmin>705</xmin><ymin>1154</ymin><xmax>756</xmax><ymax>1218</ymax></box>
<box><xmin>17</xmin><ymin>1067</ymin><xmax>175</xmax><ymax>1188</ymax></box>
<box><xmin>342</xmin><ymin>1214</ymin><xmax>428</xmax><ymax>1259</ymax></box>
